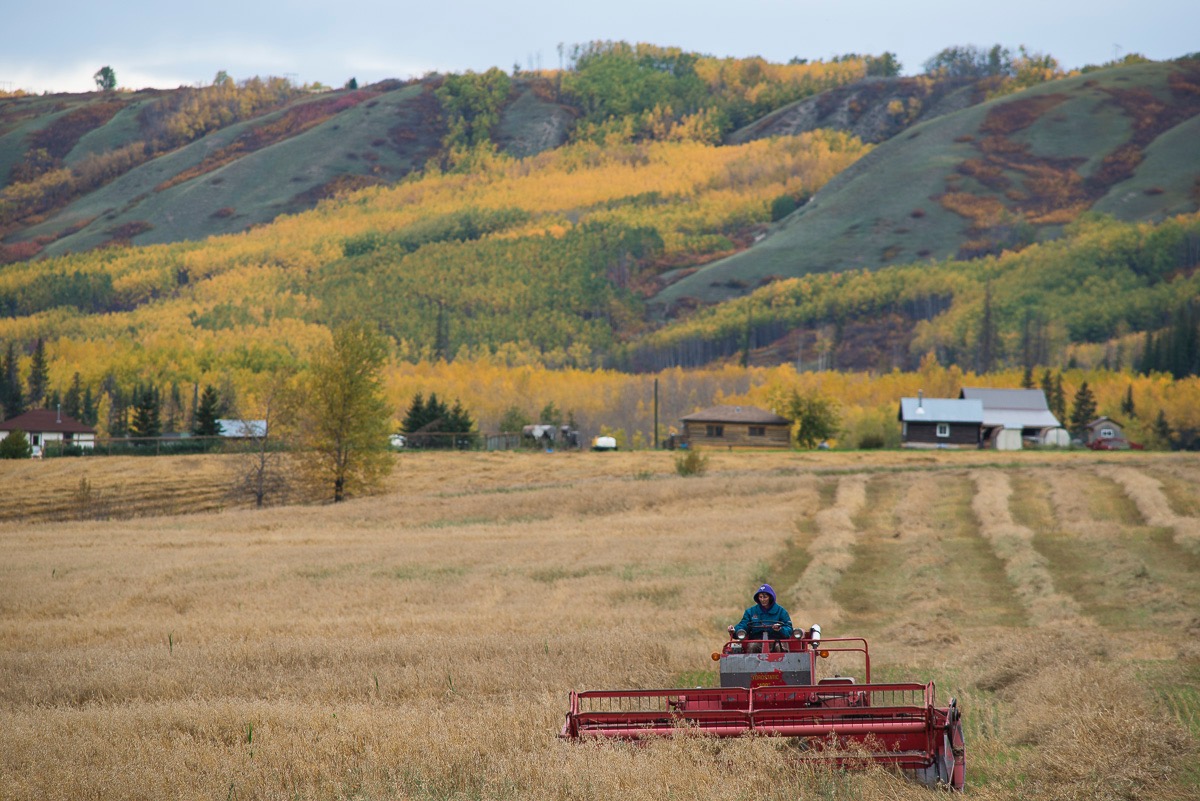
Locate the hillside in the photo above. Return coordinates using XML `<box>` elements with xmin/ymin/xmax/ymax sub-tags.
<box><xmin>1</xmin><ymin>53</ymin><xmax>1199</xmax><ymax>424</ymax></box>
<box><xmin>658</xmin><ymin>59</ymin><xmax>1200</xmax><ymax>306</ymax></box>
<box><xmin>0</xmin><ymin>78</ymin><xmax>577</xmax><ymax>260</ymax></box>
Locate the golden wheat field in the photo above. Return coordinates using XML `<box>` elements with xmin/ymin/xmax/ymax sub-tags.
<box><xmin>2</xmin><ymin>449</ymin><xmax>1199</xmax><ymax>801</ymax></box>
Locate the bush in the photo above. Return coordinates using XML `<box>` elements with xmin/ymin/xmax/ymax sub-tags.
<box><xmin>0</xmin><ymin>430</ymin><xmax>32</xmax><ymax>459</ymax></box>
<box><xmin>674</xmin><ymin>447</ymin><xmax>709</xmax><ymax>477</ymax></box>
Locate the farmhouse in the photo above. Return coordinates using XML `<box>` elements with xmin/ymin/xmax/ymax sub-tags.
<box><xmin>959</xmin><ymin>387</ymin><xmax>1067</xmax><ymax>449</ymax></box>
<box><xmin>898</xmin><ymin>393</ymin><xmax>983</xmax><ymax>448</ymax></box>
<box><xmin>679</xmin><ymin>405</ymin><xmax>791</xmax><ymax>448</ymax></box>
<box><xmin>0</xmin><ymin>408</ymin><xmax>96</xmax><ymax>454</ymax></box>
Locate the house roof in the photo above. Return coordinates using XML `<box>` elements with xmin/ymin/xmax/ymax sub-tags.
<box><xmin>680</xmin><ymin>405</ymin><xmax>791</xmax><ymax>425</ymax></box>
<box><xmin>0</xmin><ymin>408</ymin><xmax>95</xmax><ymax>435</ymax></box>
<box><xmin>959</xmin><ymin>387</ymin><xmax>1061</xmax><ymax>429</ymax></box>
<box><xmin>1086</xmin><ymin>416</ymin><xmax>1122</xmax><ymax>430</ymax></box>
<box><xmin>898</xmin><ymin>397</ymin><xmax>984</xmax><ymax>424</ymax></box>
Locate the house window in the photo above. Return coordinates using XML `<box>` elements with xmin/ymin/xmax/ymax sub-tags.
<box><xmin>936</xmin><ymin>423</ymin><xmax>950</xmax><ymax>438</ymax></box>
<box><xmin>705</xmin><ymin>424</ymin><xmax>724</xmax><ymax>437</ymax></box>
<box><xmin>1099</xmin><ymin>428</ymin><xmax>1115</xmax><ymax>439</ymax></box>
<box><xmin>748</xmin><ymin>426</ymin><xmax>766</xmax><ymax>437</ymax></box>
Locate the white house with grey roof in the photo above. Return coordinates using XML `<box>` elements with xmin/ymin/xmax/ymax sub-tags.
<box><xmin>898</xmin><ymin>393</ymin><xmax>983</xmax><ymax>448</ymax></box>
<box><xmin>958</xmin><ymin>387</ymin><xmax>1068</xmax><ymax>449</ymax></box>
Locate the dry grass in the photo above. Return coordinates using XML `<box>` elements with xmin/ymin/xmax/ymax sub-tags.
<box><xmin>1100</xmin><ymin>464</ymin><xmax>1200</xmax><ymax>555</ymax></box>
<box><xmin>969</xmin><ymin>470</ymin><xmax>1086</xmax><ymax>625</ymax></box>
<box><xmin>2</xmin><ymin>451</ymin><xmax>1198</xmax><ymax>800</ymax></box>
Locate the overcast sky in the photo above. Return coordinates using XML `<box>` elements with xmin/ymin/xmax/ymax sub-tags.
<box><xmin>3</xmin><ymin>0</ymin><xmax>1197</xmax><ymax>95</ymax></box>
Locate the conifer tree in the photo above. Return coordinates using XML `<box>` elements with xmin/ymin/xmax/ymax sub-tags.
<box><xmin>63</xmin><ymin>373</ymin><xmax>84</xmax><ymax>420</ymax></box>
<box><xmin>1120</xmin><ymin>384</ymin><xmax>1136</xmax><ymax>418</ymax></box>
<box><xmin>1050</xmin><ymin>373</ymin><xmax>1067</xmax><ymax>423</ymax></box>
<box><xmin>129</xmin><ymin>384</ymin><xmax>162</xmax><ymax>440</ymax></box>
<box><xmin>1069</xmin><ymin>381</ymin><xmax>1097</xmax><ymax>438</ymax></box>
<box><xmin>26</xmin><ymin>339</ymin><xmax>49</xmax><ymax>409</ymax></box>
<box><xmin>193</xmin><ymin>385</ymin><xmax>223</xmax><ymax>437</ymax></box>
<box><xmin>0</xmin><ymin>343</ymin><xmax>22</xmax><ymax>420</ymax></box>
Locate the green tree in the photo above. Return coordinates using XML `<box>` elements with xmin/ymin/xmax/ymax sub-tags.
<box><xmin>1069</xmin><ymin>381</ymin><xmax>1097</xmax><ymax>438</ymax></box>
<box><xmin>26</xmin><ymin>339</ymin><xmax>48</xmax><ymax>409</ymax></box>
<box><xmin>771</xmin><ymin>388</ymin><xmax>841</xmax><ymax>449</ymax></box>
<box><xmin>63</xmin><ymin>373</ymin><xmax>84</xmax><ymax>421</ymax></box>
<box><xmin>498</xmin><ymin>405</ymin><xmax>531</xmax><ymax>433</ymax></box>
<box><xmin>192</xmin><ymin>385</ymin><xmax>223</xmax><ymax>437</ymax></box>
<box><xmin>1</xmin><ymin>343</ymin><xmax>23</xmax><ymax>420</ymax></box>
<box><xmin>94</xmin><ymin>66</ymin><xmax>117</xmax><ymax>91</ymax></box>
<box><xmin>1050</xmin><ymin>373</ymin><xmax>1067</xmax><ymax>423</ymax></box>
<box><xmin>0</xmin><ymin>429</ymin><xmax>32</xmax><ymax>459</ymax></box>
<box><xmin>300</xmin><ymin>323</ymin><xmax>392</xmax><ymax>502</ymax></box>
<box><xmin>1120</xmin><ymin>384</ymin><xmax>1136</xmax><ymax>418</ymax></box>
<box><xmin>128</xmin><ymin>384</ymin><xmax>162</xmax><ymax>440</ymax></box>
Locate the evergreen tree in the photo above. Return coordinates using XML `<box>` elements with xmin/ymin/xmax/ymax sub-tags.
<box><xmin>193</xmin><ymin>385</ymin><xmax>223</xmax><ymax>437</ymax></box>
<box><xmin>2</xmin><ymin>343</ymin><xmax>25</xmax><ymax>420</ymax></box>
<box><xmin>976</xmin><ymin>283</ymin><xmax>996</xmax><ymax>374</ymax></box>
<box><xmin>129</xmin><ymin>384</ymin><xmax>162</xmax><ymax>440</ymax></box>
<box><xmin>1069</xmin><ymin>381</ymin><xmax>1097</xmax><ymax>438</ymax></box>
<box><xmin>1120</xmin><ymin>384</ymin><xmax>1136</xmax><ymax>418</ymax></box>
<box><xmin>1050</xmin><ymin>373</ymin><xmax>1067</xmax><ymax>423</ymax></box>
<box><xmin>1020</xmin><ymin>366</ymin><xmax>1034</xmax><ymax>389</ymax></box>
<box><xmin>26</xmin><ymin>339</ymin><xmax>49</xmax><ymax>409</ymax></box>
<box><xmin>1154</xmin><ymin>409</ymin><xmax>1172</xmax><ymax>444</ymax></box>
<box><xmin>401</xmin><ymin>393</ymin><xmax>429</xmax><ymax>437</ymax></box>
<box><xmin>81</xmin><ymin>385</ymin><xmax>97</xmax><ymax>426</ymax></box>
<box><xmin>63</xmin><ymin>373</ymin><xmax>84</xmax><ymax>420</ymax></box>
<box><xmin>447</xmin><ymin>399</ymin><xmax>476</xmax><ymax>449</ymax></box>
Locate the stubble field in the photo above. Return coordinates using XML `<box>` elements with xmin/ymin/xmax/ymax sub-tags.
<box><xmin>2</xmin><ymin>449</ymin><xmax>1199</xmax><ymax>800</ymax></box>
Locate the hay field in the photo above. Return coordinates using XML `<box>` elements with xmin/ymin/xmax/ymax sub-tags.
<box><xmin>2</xmin><ymin>449</ymin><xmax>1199</xmax><ymax>800</ymax></box>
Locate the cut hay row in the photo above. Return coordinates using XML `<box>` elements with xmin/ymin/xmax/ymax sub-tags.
<box><xmin>968</xmin><ymin>470</ymin><xmax>1087</xmax><ymax>625</ymax></box>
<box><xmin>786</xmin><ymin>474</ymin><xmax>867</xmax><ymax>627</ymax></box>
<box><xmin>888</xmin><ymin>475</ymin><xmax>965</xmax><ymax>633</ymax></box>
<box><xmin>1098</xmin><ymin>465</ymin><xmax>1200</xmax><ymax>555</ymax></box>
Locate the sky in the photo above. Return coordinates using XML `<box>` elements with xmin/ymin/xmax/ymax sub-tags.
<box><xmin>3</xmin><ymin>0</ymin><xmax>1197</xmax><ymax>95</ymax></box>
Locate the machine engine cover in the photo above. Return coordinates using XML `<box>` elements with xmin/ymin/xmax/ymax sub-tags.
<box><xmin>720</xmin><ymin>651</ymin><xmax>812</xmax><ymax>688</ymax></box>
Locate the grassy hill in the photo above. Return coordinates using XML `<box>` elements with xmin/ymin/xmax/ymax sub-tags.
<box><xmin>0</xmin><ymin>78</ymin><xmax>580</xmax><ymax>259</ymax></box>
<box><xmin>657</xmin><ymin>59</ymin><xmax>1200</xmax><ymax>306</ymax></box>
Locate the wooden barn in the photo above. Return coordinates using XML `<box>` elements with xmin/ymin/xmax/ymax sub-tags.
<box><xmin>679</xmin><ymin>405</ymin><xmax>792</xmax><ymax>448</ymax></box>
<box><xmin>898</xmin><ymin>394</ymin><xmax>983</xmax><ymax>449</ymax></box>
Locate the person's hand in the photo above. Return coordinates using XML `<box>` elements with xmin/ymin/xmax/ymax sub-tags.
<box><xmin>772</xmin><ymin>623</ymin><xmax>782</xmax><ymax>632</ymax></box>
<box><xmin>727</xmin><ymin>625</ymin><xmax>736</xmax><ymax>633</ymax></box>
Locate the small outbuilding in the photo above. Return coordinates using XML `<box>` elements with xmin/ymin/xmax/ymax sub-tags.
<box><xmin>0</xmin><ymin>408</ymin><xmax>96</xmax><ymax>454</ymax></box>
<box><xmin>898</xmin><ymin>394</ymin><xmax>983</xmax><ymax>449</ymax></box>
<box><xmin>1085</xmin><ymin>416</ymin><xmax>1142</xmax><ymax>450</ymax></box>
<box><xmin>679</xmin><ymin>405</ymin><xmax>792</xmax><ymax>448</ymax></box>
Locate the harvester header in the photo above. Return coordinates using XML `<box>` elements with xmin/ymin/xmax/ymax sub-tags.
<box><xmin>561</xmin><ymin>628</ymin><xmax>965</xmax><ymax>791</ymax></box>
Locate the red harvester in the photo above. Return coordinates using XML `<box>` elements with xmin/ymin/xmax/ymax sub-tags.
<box><xmin>561</xmin><ymin>625</ymin><xmax>965</xmax><ymax>791</ymax></box>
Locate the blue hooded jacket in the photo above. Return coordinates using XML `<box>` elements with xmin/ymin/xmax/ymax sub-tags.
<box><xmin>735</xmin><ymin>583</ymin><xmax>793</xmax><ymax>639</ymax></box>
